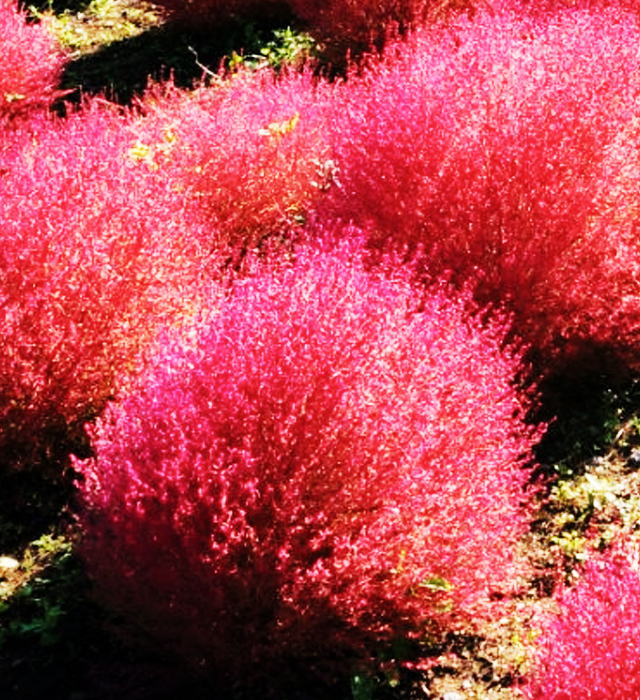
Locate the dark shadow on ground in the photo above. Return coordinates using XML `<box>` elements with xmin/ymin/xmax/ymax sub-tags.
<box><xmin>532</xmin><ymin>370</ymin><xmax>640</xmax><ymax>481</ymax></box>
<box><xmin>57</xmin><ymin>11</ymin><xmax>302</xmax><ymax>106</ymax></box>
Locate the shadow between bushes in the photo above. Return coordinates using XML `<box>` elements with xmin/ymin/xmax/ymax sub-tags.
<box><xmin>0</xmin><ymin>559</ymin><xmax>216</xmax><ymax>700</ymax></box>
<box><xmin>57</xmin><ymin>10</ymin><xmax>302</xmax><ymax>106</ymax></box>
<box><xmin>532</xmin><ymin>368</ymin><xmax>640</xmax><ymax>481</ymax></box>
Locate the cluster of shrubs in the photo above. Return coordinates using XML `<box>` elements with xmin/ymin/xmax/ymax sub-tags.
<box><xmin>6</xmin><ymin>0</ymin><xmax>640</xmax><ymax>695</ymax></box>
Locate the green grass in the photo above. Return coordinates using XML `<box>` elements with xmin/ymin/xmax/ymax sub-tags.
<box><xmin>33</xmin><ymin>0</ymin><xmax>164</xmax><ymax>56</ymax></box>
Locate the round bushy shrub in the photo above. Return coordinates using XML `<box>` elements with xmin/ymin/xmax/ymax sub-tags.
<box><xmin>0</xmin><ymin>0</ymin><xmax>67</xmax><ymax>122</ymax></box>
<box><xmin>76</xmin><ymin>237</ymin><xmax>540</xmax><ymax>694</ymax></box>
<box><xmin>290</xmin><ymin>0</ymin><xmax>475</xmax><ymax>61</ymax></box>
<box><xmin>320</xmin><ymin>2</ymin><xmax>640</xmax><ymax>383</ymax></box>
<box><xmin>0</xmin><ymin>101</ymin><xmax>204</xmax><ymax>472</ymax></box>
<box><xmin>131</xmin><ymin>70</ymin><xmax>334</xmax><ymax>267</ymax></box>
<box><xmin>527</xmin><ymin>545</ymin><xmax>640</xmax><ymax>700</ymax></box>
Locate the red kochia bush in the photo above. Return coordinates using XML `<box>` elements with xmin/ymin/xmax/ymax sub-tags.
<box><xmin>527</xmin><ymin>545</ymin><xmax>640</xmax><ymax>700</ymax></box>
<box><xmin>131</xmin><ymin>69</ymin><xmax>334</xmax><ymax>266</ymax></box>
<box><xmin>322</xmin><ymin>4</ymin><xmax>640</xmax><ymax>381</ymax></box>
<box><xmin>77</xmin><ymin>238</ymin><xmax>540</xmax><ymax>692</ymax></box>
<box><xmin>290</xmin><ymin>0</ymin><xmax>475</xmax><ymax>60</ymax></box>
<box><xmin>0</xmin><ymin>0</ymin><xmax>67</xmax><ymax>122</ymax></box>
<box><xmin>0</xmin><ymin>103</ymin><xmax>204</xmax><ymax>471</ymax></box>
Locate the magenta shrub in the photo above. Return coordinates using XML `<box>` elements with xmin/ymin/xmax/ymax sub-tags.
<box><xmin>290</xmin><ymin>0</ymin><xmax>474</xmax><ymax>59</ymax></box>
<box><xmin>319</xmin><ymin>3</ymin><xmax>640</xmax><ymax>381</ymax></box>
<box><xmin>0</xmin><ymin>103</ymin><xmax>204</xmax><ymax>470</ymax></box>
<box><xmin>527</xmin><ymin>545</ymin><xmax>640</xmax><ymax>700</ymax></box>
<box><xmin>131</xmin><ymin>70</ymin><xmax>334</xmax><ymax>266</ymax></box>
<box><xmin>76</xmin><ymin>237</ymin><xmax>540</xmax><ymax>692</ymax></box>
<box><xmin>0</xmin><ymin>0</ymin><xmax>67</xmax><ymax>122</ymax></box>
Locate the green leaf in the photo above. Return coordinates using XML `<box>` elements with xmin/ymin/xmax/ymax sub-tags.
<box><xmin>419</xmin><ymin>576</ymin><xmax>453</xmax><ymax>591</ymax></box>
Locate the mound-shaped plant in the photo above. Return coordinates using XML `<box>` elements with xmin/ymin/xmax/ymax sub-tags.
<box><xmin>527</xmin><ymin>544</ymin><xmax>640</xmax><ymax>699</ymax></box>
<box><xmin>131</xmin><ymin>70</ymin><xmax>334</xmax><ymax>267</ymax></box>
<box><xmin>76</xmin><ymin>238</ymin><xmax>540</xmax><ymax>695</ymax></box>
<box><xmin>290</xmin><ymin>0</ymin><xmax>475</xmax><ymax>61</ymax></box>
<box><xmin>0</xmin><ymin>102</ymin><xmax>204</xmax><ymax>472</ymax></box>
<box><xmin>0</xmin><ymin>0</ymin><xmax>67</xmax><ymax>122</ymax></box>
<box><xmin>321</xmin><ymin>3</ymin><xmax>640</xmax><ymax>383</ymax></box>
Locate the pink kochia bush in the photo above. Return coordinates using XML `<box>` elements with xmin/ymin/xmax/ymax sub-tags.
<box><xmin>322</xmin><ymin>4</ymin><xmax>640</xmax><ymax>381</ymax></box>
<box><xmin>0</xmin><ymin>103</ymin><xmax>204</xmax><ymax>470</ymax></box>
<box><xmin>131</xmin><ymin>69</ymin><xmax>334</xmax><ymax>266</ymax></box>
<box><xmin>0</xmin><ymin>0</ymin><xmax>67</xmax><ymax>122</ymax></box>
<box><xmin>527</xmin><ymin>545</ymin><xmax>640</xmax><ymax>700</ymax></box>
<box><xmin>76</xmin><ymin>238</ymin><xmax>540</xmax><ymax>692</ymax></box>
<box><xmin>290</xmin><ymin>0</ymin><xmax>475</xmax><ymax>59</ymax></box>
